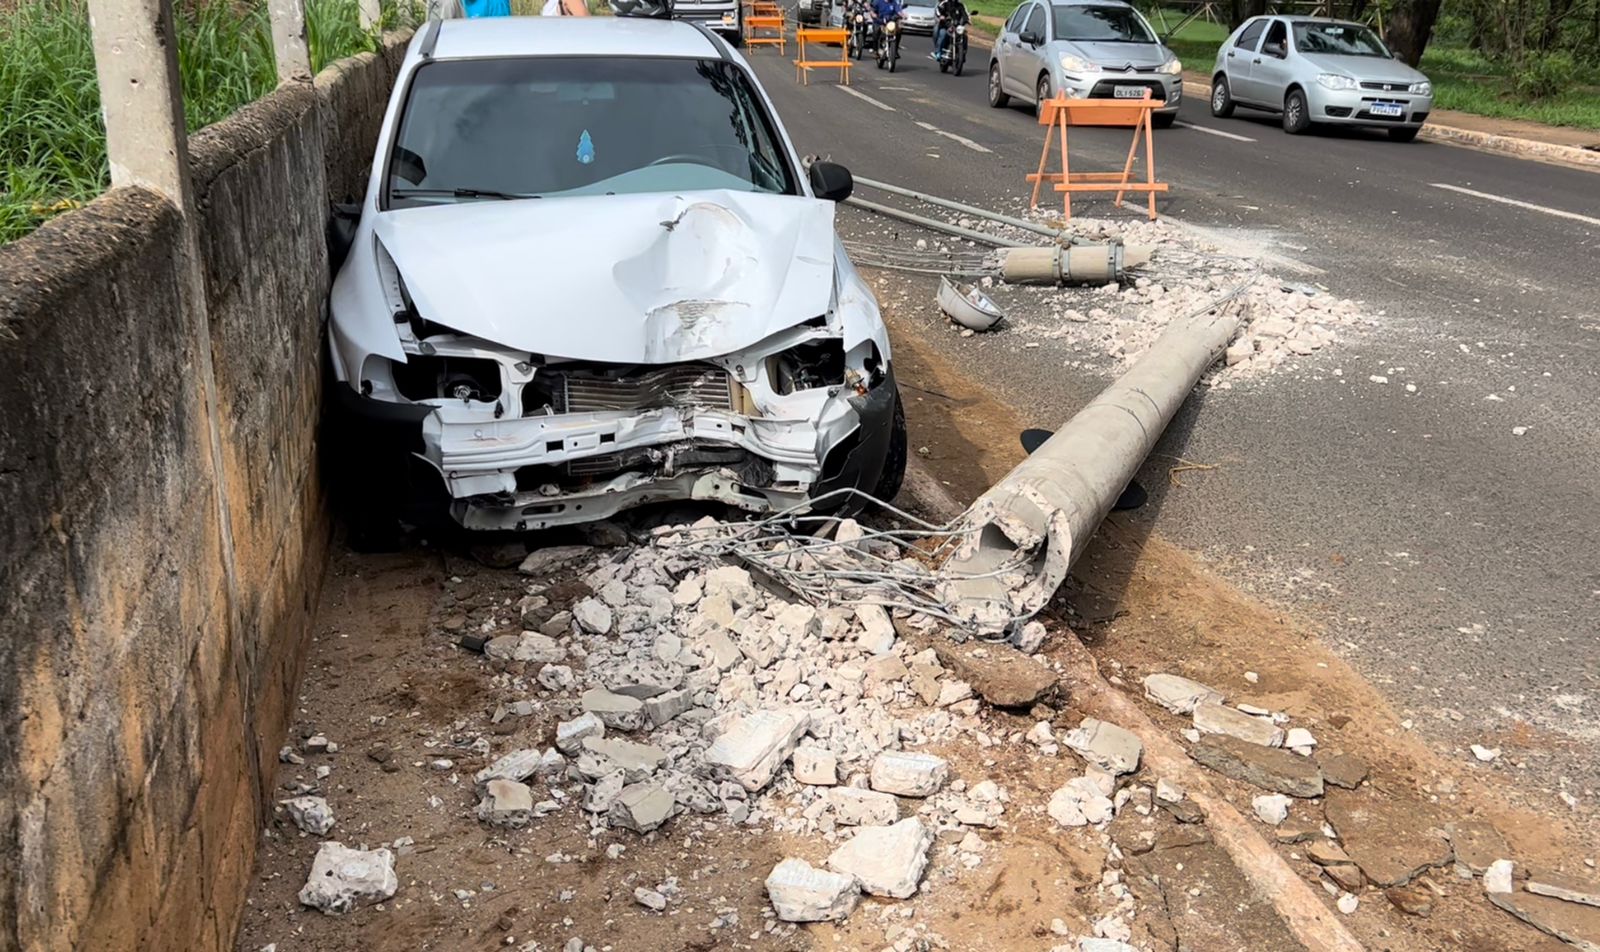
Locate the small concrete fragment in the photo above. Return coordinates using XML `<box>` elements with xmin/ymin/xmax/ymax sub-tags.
<box><xmin>1484</xmin><ymin>859</ymin><xmax>1515</xmax><ymax>894</ymax></box>
<box><xmin>765</xmin><ymin>858</ymin><xmax>861</xmax><ymax>922</ymax></box>
<box><xmin>929</xmin><ymin>638</ymin><xmax>1058</xmax><ymax>708</ymax></box>
<box><xmin>642</xmin><ymin>689</ymin><xmax>692</xmax><ymax>727</ymax></box>
<box><xmin>518</xmin><ymin>544</ymin><xmax>592</xmax><ymax>576</ymax></box>
<box><xmin>827</xmin><ymin>787</ymin><xmax>900</xmax><ymax>826</ymax></box>
<box><xmin>1062</xmin><ymin>718</ymin><xmax>1142</xmax><ymax>775</ymax></box>
<box><xmin>474</xmin><ymin>748</ymin><xmax>544</xmax><ymax>792</ymax></box>
<box><xmin>555</xmin><ymin>713</ymin><xmax>605</xmax><ymax>754</ymax></box>
<box><xmin>869</xmin><ymin>751</ymin><xmax>949</xmax><ymax>797</ymax></box>
<box><xmin>1142</xmin><ymin>673</ymin><xmax>1224</xmax><ymax>715</ymax></box>
<box><xmin>1189</xmin><ymin>734</ymin><xmax>1323</xmax><ymax>798</ymax></box>
<box><xmin>477</xmin><ymin>779</ymin><xmax>535</xmax><ymax>829</ymax></box>
<box><xmin>792</xmin><ymin>746</ymin><xmax>839</xmax><ymax>786</ymax></box>
<box><xmin>297</xmin><ymin>842</ymin><xmax>398</xmax><ymax>915</ymax></box>
<box><xmin>1324</xmin><ymin>864</ymin><xmax>1365</xmax><ymax>892</ymax></box>
<box><xmin>600</xmin><ymin>659</ymin><xmax>684</xmax><ymax>700</ymax></box>
<box><xmin>633</xmin><ymin>886</ymin><xmax>667</xmax><ymax>912</ymax></box>
<box><xmin>581</xmin><ymin>737</ymin><xmax>668</xmax><ymax>782</ymax></box>
<box><xmin>1252</xmin><ymin>794</ymin><xmax>1291</xmax><ymax>826</ymax></box>
<box><xmin>826</xmin><ymin>818</ymin><xmax>934</xmax><ymax>899</ymax></box>
<box><xmin>572</xmin><ymin>597</ymin><xmax>613</xmax><ymax>635</ymax></box>
<box><xmin>609</xmin><ymin>782</ymin><xmax>676</xmax><ymax>833</ymax></box>
<box><xmin>282</xmin><ymin>796</ymin><xmax>335</xmax><ymax>836</ymax></box>
<box><xmin>704</xmin><ymin>708</ymin><xmax>810</xmax><ymax>792</ymax></box>
<box><xmin>1317</xmin><ymin>752</ymin><xmax>1369</xmax><ymax>790</ymax></box>
<box><xmin>581</xmin><ymin>688</ymin><xmax>646</xmax><ymax>731</ymax></box>
<box><xmin>855</xmin><ymin>605</ymin><xmax>897</xmax><ymax>655</ymax></box>
<box><xmin>1193</xmin><ymin>702</ymin><xmax>1285</xmax><ymax>747</ymax></box>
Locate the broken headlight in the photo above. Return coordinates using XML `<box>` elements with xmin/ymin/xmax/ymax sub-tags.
<box><xmin>393</xmin><ymin>354</ymin><xmax>503</xmax><ymax>403</ymax></box>
<box><xmin>766</xmin><ymin>340</ymin><xmax>846</xmax><ymax>395</ymax></box>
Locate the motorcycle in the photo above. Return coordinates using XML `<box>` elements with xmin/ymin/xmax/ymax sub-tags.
<box><xmin>849</xmin><ymin>8</ymin><xmax>870</xmax><ymax>59</ymax></box>
<box><xmin>935</xmin><ymin>21</ymin><xmax>967</xmax><ymax>75</ymax></box>
<box><xmin>876</xmin><ymin>15</ymin><xmax>901</xmax><ymax>72</ymax></box>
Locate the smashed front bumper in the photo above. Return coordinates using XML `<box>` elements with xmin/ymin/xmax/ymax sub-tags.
<box><xmin>336</xmin><ymin>347</ymin><xmax>896</xmax><ymax>531</ymax></box>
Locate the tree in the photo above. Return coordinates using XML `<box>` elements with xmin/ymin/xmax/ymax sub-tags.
<box><xmin>1227</xmin><ymin>0</ymin><xmax>1268</xmax><ymax>29</ymax></box>
<box><xmin>1385</xmin><ymin>0</ymin><xmax>1444</xmax><ymax>64</ymax></box>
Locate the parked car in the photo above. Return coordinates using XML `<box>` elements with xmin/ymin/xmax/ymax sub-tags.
<box><xmin>670</xmin><ymin>0</ymin><xmax>744</xmax><ymax>44</ymax></box>
<box><xmin>900</xmin><ymin>2</ymin><xmax>937</xmax><ymax>35</ymax></box>
<box><xmin>326</xmin><ymin>17</ymin><xmax>905</xmax><ymax>534</ymax></box>
<box><xmin>988</xmin><ymin>0</ymin><xmax>1182</xmax><ymax>127</ymax></box>
<box><xmin>796</xmin><ymin>0</ymin><xmax>830</xmax><ymax>25</ymax></box>
<box><xmin>1210</xmin><ymin>16</ymin><xmax>1433</xmax><ymax>140</ymax></box>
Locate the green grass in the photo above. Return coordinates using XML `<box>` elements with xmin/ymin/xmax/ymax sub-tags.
<box><xmin>0</xmin><ymin>0</ymin><xmax>398</xmax><ymax>244</ymax></box>
<box><xmin>1136</xmin><ymin>6</ymin><xmax>1600</xmax><ymax>131</ymax></box>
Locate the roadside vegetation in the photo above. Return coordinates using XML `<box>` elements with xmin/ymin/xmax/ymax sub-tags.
<box><xmin>0</xmin><ymin>0</ymin><xmax>411</xmax><ymax>244</ymax></box>
<box><xmin>1143</xmin><ymin>2</ymin><xmax>1600</xmax><ymax>130</ymax></box>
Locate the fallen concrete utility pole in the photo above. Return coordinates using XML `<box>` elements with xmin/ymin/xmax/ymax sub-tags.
<box><xmin>851</xmin><ymin>174</ymin><xmax>1075</xmax><ymax>243</ymax></box>
<box><xmin>936</xmin><ymin>283</ymin><xmax>1252</xmax><ymax>633</ymax></box>
<box><xmin>844</xmin><ymin>196</ymin><xmax>1033</xmax><ymax>248</ymax></box>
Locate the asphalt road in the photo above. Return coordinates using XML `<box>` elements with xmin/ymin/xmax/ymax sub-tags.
<box><xmin>746</xmin><ymin>40</ymin><xmax>1600</xmax><ymax>797</ymax></box>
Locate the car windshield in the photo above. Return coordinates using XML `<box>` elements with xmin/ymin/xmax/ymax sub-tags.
<box><xmin>1293</xmin><ymin>21</ymin><xmax>1390</xmax><ymax>57</ymax></box>
<box><xmin>1052</xmin><ymin>5</ymin><xmax>1156</xmax><ymax>42</ymax></box>
<box><xmin>385</xmin><ymin>57</ymin><xmax>796</xmax><ymax>207</ymax></box>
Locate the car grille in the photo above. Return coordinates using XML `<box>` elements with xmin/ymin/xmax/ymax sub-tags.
<box><xmin>523</xmin><ymin>363</ymin><xmax>735</xmax><ymax>416</ymax></box>
<box><xmin>1088</xmin><ymin>79</ymin><xmax>1166</xmax><ymax>100</ymax></box>
<box><xmin>1360</xmin><ymin>80</ymin><xmax>1413</xmax><ymax>92</ymax></box>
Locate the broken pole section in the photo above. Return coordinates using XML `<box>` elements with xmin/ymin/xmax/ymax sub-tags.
<box><xmin>359</xmin><ymin>0</ymin><xmax>383</xmax><ymax>28</ymax></box>
<box><xmin>939</xmin><ymin>301</ymin><xmax>1245</xmax><ymax>633</ymax></box>
<box><xmin>267</xmin><ymin>0</ymin><xmax>313</xmax><ymax>82</ymax></box>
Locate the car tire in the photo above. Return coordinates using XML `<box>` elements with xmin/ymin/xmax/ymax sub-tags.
<box><xmin>1035</xmin><ymin>74</ymin><xmax>1052</xmax><ymax>119</ymax></box>
<box><xmin>1283</xmin><ymin>88</ymin><xmax>1311</xmax><ymax>134</ymax></box>
<box><xmin>872</xmin><ymin>386</ymin><xmax>908</xmax><ymax>502</ymax></box>
<box><xmin>1388</xmin><ymin>126</ymin><xmax>1421</xmax><ymax>142</ymax></box>
<box><xmin>1151</xmin><ymin>112</ymin><xmax>1176</xmax><ymax>129</ymax></box>
<box><xmin>989</xmin><ymin>62</ymin><xmax>1009</xmax><ymax>107</ymax></box>
<box><xmin>1211</xmin><ymin>75</ymin><xmax>1235</xmax><ymax>118</ymax></box>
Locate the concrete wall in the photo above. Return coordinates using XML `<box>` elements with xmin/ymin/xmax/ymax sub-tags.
<box><xmin>0</xmin><ymin>33</ymin><xmax>408</xmax><ymax>952</ymax></box>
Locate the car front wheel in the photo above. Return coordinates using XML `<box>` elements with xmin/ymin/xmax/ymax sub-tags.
<box><xmin>1211</xmin><ymin>75</ymin><xmax>1235</xmax><ymax>118</ymax></box>
<box><xmin>1035</xmin><ymin>74</ymin><xmax>1052</xmax><ymax>119</ymax></box>
<box><xmin>989</xmin><ymin>62</ymin><xmax>1010</xmax><ymax>107</ymax></box>
<box><xmin>1283</xmin><ymin>88</ymin><xmax>1311</xmax><ymax>134</ymax></box>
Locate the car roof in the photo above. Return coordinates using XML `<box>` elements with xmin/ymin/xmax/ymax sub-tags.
<box><xmin>1049</xmin><ymin>0</ymin><xmax>1135</xmax><ymax>9</ymax></box>
<box><xmin>422</xmin><ymin>16</ymin><xmax>723</xmax><ymax>62</ymax></box>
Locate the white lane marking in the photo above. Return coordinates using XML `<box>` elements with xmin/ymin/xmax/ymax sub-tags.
<box><xmin>1430</xmin><ymin>182</ymin><xmax>1600</xmax><ymax>227</ymax></box>
<box><xmin>914</xmin><ymin>120</ymin><xmax>994</xmax><ymax>153</ymax></box>
<box><xmin>880</xmin><ymin>85</ymin><xmax>915</xmax><ymax>91</ymax></box>
<box><xmin>1174</xmin><ymin>120</ymin><xmax>1255</xmax><ymax>142</ymax></box>
<box><xmin>836</xmin><ymin>86</ymin><xmax>896</xmax><ymax>111</ymax></box>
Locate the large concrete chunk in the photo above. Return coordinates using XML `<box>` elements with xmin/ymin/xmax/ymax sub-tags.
<box><xmin>1192</xmin><ymin>702</ymin><xmax>1284</xmax><ymax>747</ymax></box>
<box><xmin>930</xmin><ymin>639</ymin><xmax>1058</xmax><ymax>709</ymax></box>
<box><xmin>474</xmin><ymin>748</ymin><xmax>544</xmax><ymax>792</ymax></box>
<box><xmin>1062</xmin><ymin>718</ymin><xmax>1142</xmax><ymax>775</ymax></box>
<box><xmin>519</xmin><ymin>544</ymin><xmax>593</xmax><ymax>576</ymax></box>
<box><xmin>704</xmin><ymin>708</ymin><xmax>810</xmax><ymax>792</ymax></box>
<box><xmin>477</xmin><ymin>779</ymin><xmax>535</xmax><ymax>829</ymax></box>
<box><xmin>599</xmin><ymin>659</ymin><xmax>684</xmax><ymax>700</ymax></box>
<box><xmin>1142</xmin><ymin>673</ymin><xmax>1224</xmax><ymax>715</ymax></box>
<box><xmin>581</xmin><ymin>688</ymin><xmax>645</xmax><ymax>731</ymax></box>
<box><xmin>554</xmin><ymin>713</ymin><xmax>605</xmax><ymax>754</ymax></box>
<box><xmin>282</xmin><ymin>796</ymin><xmax>335</xmax><ymax>836</ymax></box>
<box><xmin>827</xmin><ymin>818</ymin><xmax>934</xmax><ymax>899</ymax></box>
<box><xmin>1324</xmin><ymin>788</ymin><xmax>1453</xmax><ymax>886</ymax></box>
<box><xmin>869</xmin><ymin>751</ymin><xmax>949</xmax><ymax>797</ymax></box>
<box><xmin>581</xmin><ymin>737</ymin><xmax>668</xmax><ymax>782</ymax></box>
<box><xmin>828</xmin><ymin>787</ymin><xmax>900</xmax><ymax>826</ymax></box>
<box><xmin>1189</xmin><ymin>735</ymin><xmax>1323</xmax><ymax>798</ymax></box>
<box><xmin>609</xmin><ymin>782</ymin><xmax>676</xmax><ymax>833</ymax></box>
<box><xmin>297</xmin><ymin>842</ymin><xmax>398</xmax><ymax>915</ymax></box>
<box><xmin>765</xmin><ymin>858</ymin><xmax>861</xmax><ymax>922</ymax></box>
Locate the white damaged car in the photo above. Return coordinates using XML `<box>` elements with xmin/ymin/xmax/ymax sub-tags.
<box><xmin>327</xmin><ymin>17</ymin><xmax>904</xmax><ymax>533</ymax></box>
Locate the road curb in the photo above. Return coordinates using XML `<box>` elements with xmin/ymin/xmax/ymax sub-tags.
<box><xmin>1180</xmin><ymin>78</ymin><xmax>1599</xmax><ymax>171</ymax></box>
<box><xmin>898</xmin><ymin>460</ymin><xmax>1365</xmax><ymax>951</ymax></box>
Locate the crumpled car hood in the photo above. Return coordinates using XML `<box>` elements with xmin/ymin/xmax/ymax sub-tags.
<box><xmin>373</xmin><ymin>190</ymin><xmax>837</xmax><ymax>364</ymax></box>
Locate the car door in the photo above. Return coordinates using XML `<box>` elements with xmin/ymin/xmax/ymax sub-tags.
<box><xmin>995</xmin><ymin>4</ymin><xmax>1032</xmax><ymax>95</ymax></box>
<box><xmin>1252</xmin><ymin>19</ymin><xmax>1294</xmax><ymax>108</ymax></box>
<box><xmin>1012</xmin><ymin>2</ymin><xmax>1048</xmax><ymax>99</ymax></box>
<box><xmin>1224</xmin><ymin>17</ymin><xmax>1268</xmax><ymax>103</ymax></box>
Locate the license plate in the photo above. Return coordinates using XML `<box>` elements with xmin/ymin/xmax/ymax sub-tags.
<box><xmin>1370</xmin><ymin>102</ymin><xmax>1404</xmax><ymax>117</ymax></box>
<box><xmin>1113</xmin><ymin>86</ymin><xmax>1146</xmax><ymax>99</ymax></box>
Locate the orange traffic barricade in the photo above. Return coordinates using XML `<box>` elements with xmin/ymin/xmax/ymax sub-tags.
<box><xmin>1027</xmin><ymin>92</ymin><xmax>1169</xmax><ymax>220</ymax></box>
<box><xmin>794</xmin><ymin>27</ymin><xmax>851</xmax><ymax>85</ymax></box>
<box><xmin>744</xmin><ymin>0</ymin><xmax>786</xmax><ymax>52</ymax></box>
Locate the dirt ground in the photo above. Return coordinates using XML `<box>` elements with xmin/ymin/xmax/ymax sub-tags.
<box><xmin>236</xmin><ymin>276</ymin><xmax>1597</xmax><ymax>952</ymax></box>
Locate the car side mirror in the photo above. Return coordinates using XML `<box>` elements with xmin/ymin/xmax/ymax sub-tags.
<box><xmin>1263</xmin><ymin>41</ymin><xmax>1285</xmax><ymax>57</ymax></box>
<box><xmin>327</xmin><ymin>202</ymin><xmax>361</xmax><ymax>274</ymax></box>
<box><xmin>1020</xmin><ymin>29</ymin><xmax>1041</xmax><ymax>46</ymax></box>
<box><xmin>809</xmin><ymin>161</ymin><xmax>854</xmax><ymax>202</ymax></box>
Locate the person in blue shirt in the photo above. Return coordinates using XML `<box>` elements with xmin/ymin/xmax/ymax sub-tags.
<box><xmin>871</xmin><ymin>0</ymin><xmax>902</xmax><ymax>26</ymax></box>
<box><xmin>463</xmin><ymin>0</ymin><xmax>511</xmax><ymax>15</ymax></box>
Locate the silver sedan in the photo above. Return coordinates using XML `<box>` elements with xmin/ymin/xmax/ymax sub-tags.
<box><xmin>1210</xmin><ymin>16</ymin><xmax>1433</xmax><ymax>141</ymax></box>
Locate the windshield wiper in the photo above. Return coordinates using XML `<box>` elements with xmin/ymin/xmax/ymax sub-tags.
<box><xmin>391</xmin><ymin>187</ymin><xmax>537</xmax><ymax>201</ymax></box>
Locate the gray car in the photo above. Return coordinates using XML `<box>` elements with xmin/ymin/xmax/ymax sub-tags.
<box><xmin>1210</xmin><ymin>16</ymin><xmax>1433</xmax><ymax>140</ymax></box>
<box><xmin>988</xmin><ymin>0</ymin><xmax>1182</xmax><ymax>127</ymax></box>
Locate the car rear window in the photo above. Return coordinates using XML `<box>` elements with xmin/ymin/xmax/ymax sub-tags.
<box><xmin>1052</xmin><ymin>5</ymin><xmax>1156</xmax><ymax>42</ymax></box>
<box><xmin>385</xmin><ymin>56</ymin><xmax>797</xmax><ymax>207</ymax></box>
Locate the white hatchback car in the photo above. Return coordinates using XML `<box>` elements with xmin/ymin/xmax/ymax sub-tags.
<box><xmin>326</xmin><ymin>17</ymin><xmax>904</xmax><ymax>534</ymax></box>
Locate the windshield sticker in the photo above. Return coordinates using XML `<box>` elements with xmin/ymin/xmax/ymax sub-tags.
<box><xmin>576</xmin><ymin>130</ymin><xmax>595</xmax><ymax>165</ymax></box>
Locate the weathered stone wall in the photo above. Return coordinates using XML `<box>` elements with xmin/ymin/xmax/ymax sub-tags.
<box><xmin>0</xmin><ymin>33</ymin><xmax>408</xmax><ymax>952</ymax></box>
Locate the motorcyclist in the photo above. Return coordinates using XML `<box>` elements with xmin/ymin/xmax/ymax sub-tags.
<box><xmin>934</xmin><ymin>0</ymin><xmax>969</xmax><ymax>59</ymax></box>
<box><xmin>872</xmin><ymin>0</ymin><xmax>903</xmax><ymax>49</ymax></box>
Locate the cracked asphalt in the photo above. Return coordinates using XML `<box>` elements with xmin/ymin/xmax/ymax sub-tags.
<box><xmin>746</xmin><ymin>34</ymin><xmax>1600</xmax><ymax>802</ymax></box>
